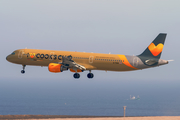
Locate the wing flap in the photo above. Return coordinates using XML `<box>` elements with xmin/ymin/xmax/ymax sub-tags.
<box><xmin>61</xmin><ymin>55</ymin><xmax>86</xmax><ymax>71</ymax></box>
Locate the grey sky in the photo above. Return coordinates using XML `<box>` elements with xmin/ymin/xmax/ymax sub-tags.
<box><xmin>0</xmin><ymin>0</ymin><xmax>179</xmax><ymax>81</ymax></box>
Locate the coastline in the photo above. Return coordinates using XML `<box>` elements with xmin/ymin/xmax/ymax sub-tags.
<box><xmin>0</xmin><ymin>115</ymin><xmax>180</xmax><ymax>120</ymax></box>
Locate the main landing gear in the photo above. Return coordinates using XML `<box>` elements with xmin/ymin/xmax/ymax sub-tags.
<box><xmin>87</xmin><ymin>70</ymin><xmax>94</xmax><ymax>79</ymax></box>
<box><xmin>73</xmin><ymin>70</ymin><xmax>94</xmax><ymax>79</ymax></box>
<box><xmin>73</xmin><ymin>73</ymin><xmax>80</xmax><ymax>79</ymax></box>
<box><xmin>87</xmin><ymin>73</ymin><xmax>94</xmax><ymax>79</ymax></box>
<box><xmin>21</xmin><ymin>65</ymin><xmax>26</xmax><ymax>74</ymax></box>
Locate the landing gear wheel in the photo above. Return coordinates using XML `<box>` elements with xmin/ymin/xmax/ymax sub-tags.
<box><xmin>21</xmin><ymin>70</ymin><xmax>25</xmax><ymax>74</ymax></box>
<box><xmin>21</xmin><ymin>65</ymin><xmax>26</xmax><ymax>74</ymax></box>
<box><xmin>73</xmin><ymin>73</ymin><xmax>80</xmax><ymax>79</ymax></box>
<box><xmin>87</xmin><ymin>73</ymin><xmax>94</xmax><ymax>79</ymax></box>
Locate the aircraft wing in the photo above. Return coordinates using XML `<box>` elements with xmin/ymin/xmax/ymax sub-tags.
<box><xmin>60</xmin><ymin>55</ymin><xmax>86</xmax><ymax>71</ymax></box>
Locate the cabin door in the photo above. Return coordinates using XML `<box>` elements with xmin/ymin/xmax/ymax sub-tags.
<box><xmin>89</xmin><ymin>56</ymin><xmax>94</xmax><ymax>63</ymax></box>
<box><xmin>133</xmin><ymin>57</ymin><xmax>138</xmax><ymax>67</ymax></box>
<box><xmin>18</xmin><ymin>50</ymin><xmax>24</xmax><ymax>59</ymax></box>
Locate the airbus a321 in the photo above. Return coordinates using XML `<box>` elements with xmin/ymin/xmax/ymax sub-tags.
<box><xmin>6</xmin><ymin>33</ymin><xmax>169</xmax><ymax>79</ymax></box>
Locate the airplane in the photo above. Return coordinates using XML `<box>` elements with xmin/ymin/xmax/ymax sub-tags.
<box><xmin>6</xmin><ymin>33</ymin><xmax>169</xmax><ymax>79</ymax></box>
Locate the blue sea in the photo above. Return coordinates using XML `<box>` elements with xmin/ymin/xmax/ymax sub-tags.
<box><xmin>0</xmin><ymin>78</ymin><xmax>180</xmax><ymax>116</ymax></box>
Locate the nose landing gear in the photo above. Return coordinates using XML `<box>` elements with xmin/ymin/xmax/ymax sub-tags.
<box><xmin>21</xmin><ymin>65</ymin><xmax>26</xmax><ymax>74</ymax></box>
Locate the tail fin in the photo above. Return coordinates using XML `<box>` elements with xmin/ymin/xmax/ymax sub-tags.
<box><xmin>139</xmin><ymin>33</ymin><xmax>167</xmax><ymax>59</ymax></box>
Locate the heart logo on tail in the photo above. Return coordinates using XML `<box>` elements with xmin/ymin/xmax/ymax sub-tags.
<box><xmin>148</xmin><ymin>43</ymin><xmax>164</xmax><ymax>56</ymax></box>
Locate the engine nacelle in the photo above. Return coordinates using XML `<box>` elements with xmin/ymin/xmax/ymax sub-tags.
<box><xmin>60</xmin><ymin>65</ymin><xmax>68</xmax><ymax>71</ymax></box>
<box><xmin>48</xmin><ymin>63</ymin><xmax>68</xmax><ymax>73</ymax></box>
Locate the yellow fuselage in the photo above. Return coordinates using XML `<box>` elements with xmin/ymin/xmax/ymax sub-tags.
<box><xmin>6</xmin><ymin>49</ymin><xmax>138</xmax><ymax>72</ymax></box>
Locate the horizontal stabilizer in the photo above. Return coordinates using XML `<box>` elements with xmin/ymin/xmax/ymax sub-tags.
<box><xmin>167</xmin><ymin>60</ymin><xmax>174</xmax><ymax>62</ymax></box>
<box><xmin>145</xmin><ymin>59</ymin><xmax>158</xmax><ymax>65</ymax></box>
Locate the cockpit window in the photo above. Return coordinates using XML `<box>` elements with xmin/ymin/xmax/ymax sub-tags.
<box><xmin>11</xmin><ymin>52</ymin><xmax>15</xmax><ymax>55</ymax></box>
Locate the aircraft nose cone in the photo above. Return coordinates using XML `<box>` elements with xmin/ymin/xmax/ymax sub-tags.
<box><xmin>6</xmin><ymin>55</ymin><xmax>10</xmax><ymax>62</ymax></box>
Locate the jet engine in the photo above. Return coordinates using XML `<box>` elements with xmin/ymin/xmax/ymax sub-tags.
<box><xmin>48</xmin><ymin>63</ymin><xmax>68</xmax><ymax>73</ymax></box>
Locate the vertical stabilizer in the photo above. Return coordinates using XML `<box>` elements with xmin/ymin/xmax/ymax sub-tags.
<box><xmin>139</xmin><ymin>33</ymin><xmax>167</xmax><ymax>59</ymax></box>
